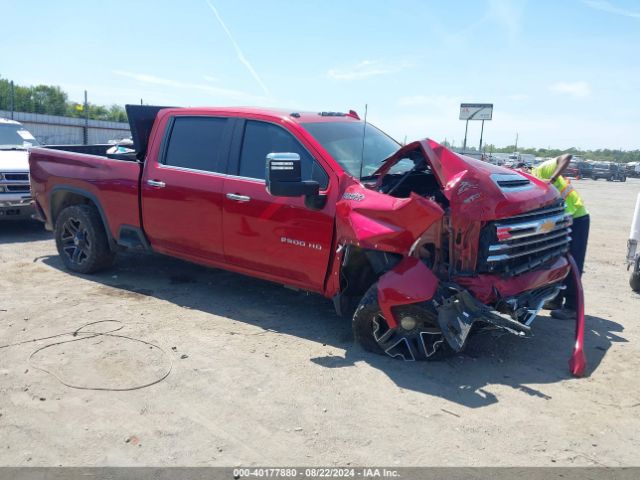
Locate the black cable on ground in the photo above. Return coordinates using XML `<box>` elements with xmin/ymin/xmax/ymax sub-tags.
<box><xmin>0</xmin><ymin>320</ymin><xmax>172</xmax><ymax>391</ymax></box>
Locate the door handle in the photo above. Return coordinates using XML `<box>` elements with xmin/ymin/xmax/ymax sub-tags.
<box><xmin>147</xmin><ymin>179</ymin><xmax>166</xmax><ymax>188</ymax></box>
<box><xmin>226</xmin><ymin>193</ymin><xmax>251</xmax><ymax>202</ymax></box>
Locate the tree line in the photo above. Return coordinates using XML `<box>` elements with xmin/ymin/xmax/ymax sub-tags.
<box><xmin>0</xmin><ymin>77</ymin><xmax>127</xmax><ymax>123</ymax></box>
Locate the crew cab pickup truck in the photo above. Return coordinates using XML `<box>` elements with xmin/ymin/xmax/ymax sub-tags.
<box><xmin>29</xmin><ymin>105</ymin><xmax>586</xmax><ymax>375</ymax></box>
<box><xmin>1</xmin><ymin>118</ymin><xmax>38</xmax><ymax>220</ymax></box>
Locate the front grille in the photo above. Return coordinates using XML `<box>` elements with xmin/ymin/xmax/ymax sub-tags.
<box><xmin>0</xmin><ymin>172</ymin><xmax>31</xmax><ymax>194</ymax></box>
<box><xmin>478</xmin><ymin>200</ymin><xmax>572</xmax><ymax>276</ymax></box>
<box><xmin>3</xmin><ymin>173</ymin><xmax>28</xmax><ymax>182</ymax></box>
<box><xmin>6</xmin><ymin>185</ymin><xmax>30</xmax><ymax>193</ymax></box>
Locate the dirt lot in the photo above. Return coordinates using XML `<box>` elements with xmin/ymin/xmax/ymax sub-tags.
<box><xmin>1</xmin><ymin>179</ymin><xmax>639</xmax><ymax>467</ymax></box>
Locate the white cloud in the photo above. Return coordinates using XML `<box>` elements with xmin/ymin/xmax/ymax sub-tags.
<box><xmin>204</xmin><ymin>0</ymin><xmax>271</xmax><ymax>96</ymax></box>
<box><xmin>112</xmin><ymin>70</ymin><xmax>271</xmax><ymax>104</ymax></box>
<box><xmin>548</xmin><ymin>81</ymin><xmax>592</xmax><ymax>98</ymax></box>
<box><xmin>583</xmin><ymin>0</ymin><xmax>640</xmax><ymax>19</ymax></box>
<box><xmin>328</xmin><ymin>59</ymin><xmax>415</xmax><ymax>81</ymax></box>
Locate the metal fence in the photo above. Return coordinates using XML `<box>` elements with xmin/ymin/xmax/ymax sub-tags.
<box><xmin>0</xmin><ymin>110</ymin><xmax>130</xmax><ymax>145</ymax></box>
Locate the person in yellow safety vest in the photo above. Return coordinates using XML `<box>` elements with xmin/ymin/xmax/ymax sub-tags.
<box><xmin>532</xmin><ymin>154</ymin><xmax>590</xmax><ymax>320</ymax></box>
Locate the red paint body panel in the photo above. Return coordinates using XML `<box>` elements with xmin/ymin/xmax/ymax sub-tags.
<box><xmin>140</xmin><ymin>112</ymin><xmax>225</xmax><ymax>262</ymax></box>
<box><xmin>455</xmin><ymin>256</ymin><xmax>571</xmax><ymax>304</ymax></box>
<box><xmin>28</xmin><ymin>148</ymin><xmax>140</xmax><ymax>238</ymax></box>
<box><xmin>377</xmin><ymin>257</ymin><xmax>439</xmax><ymax>328</ymax></box>
<box><xmin>222</xmin><ymin>176</ymin><xmax>335</xmax><ymax>292</ymax></box>
<box><xmin>335</xmin><ymin>179</ymin><xmax>444</xmax><ymax>255</ymax></box>
<box><xmin>567</xmin><ymin>254</ymin><xmax>587</xmax><ymax>377</ymax></box>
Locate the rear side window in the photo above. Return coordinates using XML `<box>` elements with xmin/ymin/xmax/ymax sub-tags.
<box><xmin>163</xmin><ymin>116</ymin><xmax>228</xmax><ymax>172</ymax></box>
<box><xmin>239</xmin><ymin>120</ymin><xmax>328</xmax><ymax>188</ymax></box>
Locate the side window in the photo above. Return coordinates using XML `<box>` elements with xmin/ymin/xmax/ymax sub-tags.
<box><xmin>163</xmin><ymin>116</ymin><xmax>228</xmax><ymax>172</ymax></box>
<box><xmin>239</xmin><ymin>120</ymin><xmax>329</xmax><ymax>188</ymax></box>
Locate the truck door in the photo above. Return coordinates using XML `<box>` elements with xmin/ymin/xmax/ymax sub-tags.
<box><xmin>222</xmin><ymin>119</ymin><xmax>334</xmax><ymax>292</ymax></box>
<box><xmin>141</xmin><ymin>115</ymin><xmax>234</xmax><ymax>263</ymax></box>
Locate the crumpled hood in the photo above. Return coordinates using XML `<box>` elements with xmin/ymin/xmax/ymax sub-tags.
<box><xmin>0</xmin><ymin>149</ymin><xmax>30</xmax><ymax>172</ymax></box>
<box><xmin>377</xmin><ymin>139</ymin><xmax>559</xmax><ymax>220</ymax></box>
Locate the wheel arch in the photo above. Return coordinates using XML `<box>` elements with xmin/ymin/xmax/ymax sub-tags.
<box><xmin>50</xmin><ymin>186</ymin><xmax>115</xmax><ymax>246</ymax></box>
<box><xmin>332</xmin><ymin>245</ymin><xmax>403</xmax><ymax>317</ymax></box>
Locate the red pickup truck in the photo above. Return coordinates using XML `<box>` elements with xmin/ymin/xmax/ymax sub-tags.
<box><xmin>29</xmin><ymin>105</ymin><xmax>586</xmax><ymax>375</ymax></box>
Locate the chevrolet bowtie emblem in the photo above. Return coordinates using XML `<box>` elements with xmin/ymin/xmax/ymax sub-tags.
<box><xmin>539</xmin><ymin>219</ymin><xmax>556</xmax><ymax>234</ymax></box>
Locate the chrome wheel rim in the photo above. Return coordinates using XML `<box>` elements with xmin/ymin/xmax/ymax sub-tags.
<box><xmin>372</xmin><ymin>313</ymin><xmax>444</xmax><ymax>361</ymax></box>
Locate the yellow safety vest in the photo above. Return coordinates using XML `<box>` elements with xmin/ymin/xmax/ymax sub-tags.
<box><xmin>532</xmin><ymin>160</ymin><xmax>588</xmax><ymax>219</ymax></box>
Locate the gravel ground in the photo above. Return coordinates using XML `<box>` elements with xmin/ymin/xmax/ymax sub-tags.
<box><xmin>0</xmin><ymin>178</ymin><xmax>639</xmax><ymax>466</ymax></box>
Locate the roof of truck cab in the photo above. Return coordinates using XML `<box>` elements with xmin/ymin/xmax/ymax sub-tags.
<box><xmin>158</xmin><ymin>106</ymin><xmax>362</xmax><ymax>124</ymax></box>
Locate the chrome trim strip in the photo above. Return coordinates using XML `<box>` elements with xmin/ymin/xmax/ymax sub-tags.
<box><xmin>496</xmin><ymin>213</ymin><xmax>572</xmax><ymax>240</ymax></box>
<box><xmin>487</xmin><ymin>237</ymin><xmax>572</xmax><ymax>263</ymax></box>
<box><xmin>155</xmin><ymin>164</ymin><xmax>266</xmax><ymax>184</ymax></box>
<box><xmin>489</xmin><ymin>229</ymin><xmax>572</xmax><ymax>251</ymax></box>
<box><xmin>501</xmin><ymin>204</ymin><xmax>565</xmax><ymax>221</ymax></box>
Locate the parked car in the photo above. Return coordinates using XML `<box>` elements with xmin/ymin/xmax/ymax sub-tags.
<box><xmin>578</xmin><ymin>161</ymin><xmax>593</xmax><ymax>179</ymax></box>
<box><xmin>592</xmin><ymin>161</ymin><xmax>626</xmax><ymax>181</ymax></box>
<box><xmin>564</xmin><ymin>160</ymin><xmax>580</xmax><ymax>178</ymax></box>
<box><xmin>29</xmin><ymin>105</ymin><xmax>586</xmax><ymax>375</ymax></box>
<box><xmin>0</xmin><ymin>118</ymin><xmax>38</xmax><ymax>220</ymax></box>
<box><xmin>624</xmin><ymin>162</ymin><xmax>640</xmax><ymax>178</ymax></box>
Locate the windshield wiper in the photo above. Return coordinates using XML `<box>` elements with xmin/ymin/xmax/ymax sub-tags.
<box><xmin>0</xmin><ymin>146</ymin><xmax>27</xmax><ymax>151</ymax></box>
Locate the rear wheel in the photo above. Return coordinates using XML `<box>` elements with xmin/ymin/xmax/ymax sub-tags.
<box><xmin>352</xmin><ymin>284</ymin><xmax>452</xmax><ymax>361</ymax></box>
<box><xmin>55</xmin><ymin>204</ymin><xmax>115</xmax><ymax>274</ymax></box>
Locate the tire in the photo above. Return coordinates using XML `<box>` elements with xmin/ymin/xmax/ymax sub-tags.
<box><xmin>622</xmin><ymin>176</ymin><xmax>627</xmax><ymax>182</ymax></box>
<box><xmin>54</xmin><ymin>204</ymin><xmax>115</xmax><ymax>274</ymax></box>
<box><xmin>352</xmin><ymin>283</ymin><xmax>452</xmax><ymax>361</ymax></box>
<box><xmin>631</xmin><ymin>258</ymin><xmax>640</xmax><ymax>293</ymax></box>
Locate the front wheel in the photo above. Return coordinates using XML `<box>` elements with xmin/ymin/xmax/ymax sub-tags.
<box><xmin>55</xmin><ymin>204</ymin><xmax>115</xmax><ymax>274</ymax></box>
<box><xmin>631</xmin><ymin>258</ymin><xmax>640</xmax><ymax>293</ymax></box>
<box><xmin>352</xmin><ymin>284</ymin><xmax>452</xmax><ymax>361</ymax></box>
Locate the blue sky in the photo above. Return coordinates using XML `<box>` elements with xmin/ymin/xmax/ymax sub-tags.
<box><xmin>2</xmin><ymin>0</ymin><xmax>639</xmax><ymax>149</ymax></box>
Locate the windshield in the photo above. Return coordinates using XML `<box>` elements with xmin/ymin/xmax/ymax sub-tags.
<box><xmin>0</xmin><ymin>124</ymin><xmax>39</xmax><ymax>150</ymax></box>
<box><xmin>302</xmin><ymin>121</ymin><xmax>403</xmax><ymax>178</ymax></box>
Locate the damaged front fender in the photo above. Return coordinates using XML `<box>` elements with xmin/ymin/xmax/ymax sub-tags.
<box><xmin>377</xmin><ymin>257</ymin><xmax>439</xmax><ymax>329</ymax></box>
<box><xmin>335</xmin><ymin>180</ymin><xmax>444</xmax><ymax>255</ymax></box>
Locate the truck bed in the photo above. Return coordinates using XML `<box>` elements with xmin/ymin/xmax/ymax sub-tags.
<box><xmin>29</xmin><ymin>146</ymin><xmax>142</xmax><ymax>240</ymax></box>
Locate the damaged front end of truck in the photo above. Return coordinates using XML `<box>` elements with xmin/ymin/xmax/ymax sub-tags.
<box><xmin>332</xmin><ymin>139</ymin><xmax>586</xmax><ymax>376</ymax></box>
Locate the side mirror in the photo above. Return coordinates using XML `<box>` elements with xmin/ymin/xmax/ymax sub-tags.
<box><xmin>265</xmin><ymin>153</ymin><xmax>319</xmax><ymax>197</ymax></box>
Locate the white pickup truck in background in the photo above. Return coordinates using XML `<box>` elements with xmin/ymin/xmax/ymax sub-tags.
<box><xmin>0</xmin><ymin>118</ymin><xmax>38</xmax><ymax>221</ymax></box>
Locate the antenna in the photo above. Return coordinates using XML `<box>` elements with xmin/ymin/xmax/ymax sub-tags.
<box><xmin>358</xmin><ymin>104</ymin><xmax>368</xmax><ymax>180</ymax></box>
